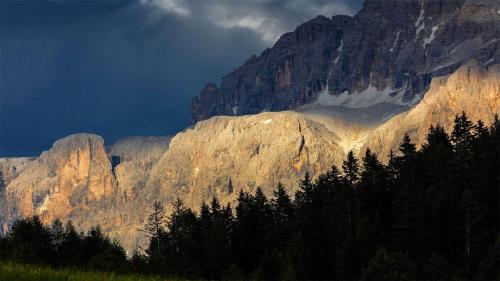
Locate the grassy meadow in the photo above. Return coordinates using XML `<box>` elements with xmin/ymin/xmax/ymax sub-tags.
<box><xmin>0</xmin><ymin>262</ymin><xmax>186</xmax><ymax>281</ymax></box>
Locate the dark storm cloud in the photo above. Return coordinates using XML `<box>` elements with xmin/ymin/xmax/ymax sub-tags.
<box><xmin>142</xmin><ymin>0</ymin><xmax>360</xmax><ymax>43</ymax></box>
<box><xmin>0</xmin><ymin>0</ymin><xmax>362</xmax><ymax>157</ymax></box>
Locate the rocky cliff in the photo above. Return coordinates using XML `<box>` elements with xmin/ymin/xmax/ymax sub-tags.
<box><xmin>107</xmin><ymin>136</ymin><xmax>170</xmax><ymax>163</ymax></box>
<box><xmin>0</xmin><ymin>157</ymin><xmax>35</xmax><ymax>189</ymax></box>
<box><xmin>143</xmin><ymin>112</ymin><xmax>346</xmax><ymax>209</ymax></box>
<box><xmin>192</xmin><ymin>0</ymin><xmax>499</xmax><ymax>122</ymax></box>
<box><xmin>363</xmin><ymin>59</ymin><xmax>500</xmax><ymax>158</ymax></box>
<box><xmin>0</xmin><ymin>134</ymin><xmax>117</xmax><ymax>230</ymax></box>
<box><xmin>0</xmin><ymin>116</ymin><xmax>347</xmax><ymax>250</ymax></box>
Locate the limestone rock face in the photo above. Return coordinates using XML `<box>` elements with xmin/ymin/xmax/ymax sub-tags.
<box><xmin>107</xmin><ymin>136</ymin><xmax>171</xmax><ymax>200</ymax></box>
<box><xmin>192</xmin><ymin>0</ymin><xmax>499</xmax><ymax>122</ymax></box>
<box><xmin>144</xmin><ymin>112</ymin><xmax>346</xmax><ymax>209</ymax></box>
<box><xmin>0</xmin><ymin>157</ymin><xmax>35</xmax><ymax>189</ymax></box>
<box><xmin>0</xmin><ymin>134</ymin><xmax>117</xmax><ymax>229</ymax></box>
<box><xmin>0</xmin><ymin>115</ymin><xmax>347</xmax><ymax>249</ymax></box>
<box><xmin>362</xmin><ymin>60</ymin><xmax>500</xmax><ymax>158</ymax></box>
<box><xmin>107</xmin><ymin>136</ymin><xmax>170</xmax><ymax>163</ymax></box>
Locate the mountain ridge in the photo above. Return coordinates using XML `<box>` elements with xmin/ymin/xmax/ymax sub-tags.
<box><xmin>191</xmin><ymin>0</ymin><xmax>499</xmax><ymax>122</ymax></box>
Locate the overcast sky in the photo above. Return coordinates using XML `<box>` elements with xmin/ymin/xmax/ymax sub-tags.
<box><xmin>0</xmin><ymin>0</ymin><xmax>363</xmax><ymax>157</ymax></box>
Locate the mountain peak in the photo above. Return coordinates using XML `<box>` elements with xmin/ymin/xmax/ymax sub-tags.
<box><xmin>191</xmin><ymin>0</ymin><xmax>499</xmax><ymax>123</ymax></box>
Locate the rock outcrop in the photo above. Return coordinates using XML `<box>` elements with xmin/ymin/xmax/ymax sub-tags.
<box><xmin>107</xmin><ymin>136</ymin><xmax>170</xmax><ymax>163</ymax></box>
<box><xmin>143</xmin><ymin>112</ymin><xmax>346</xmax><ymax>209</ymax></box>
<box><xmin>0</xmin><ymin>116</ymin><xmax>347</xmax><ymax>250</ymax></box>
<box><xmin>192</xmin><ymin>0</ymin><xmax>499</xmax><ymax>122</ymax></box>
<box><xmin>0</xmin><ymin>157</ymin><xmax>35</xmax><ymax>189</ymax></box>
<box><xmin>0</xmin><ymin>135</ymin><xmax>172</xmax><ymax>247</ymax></box>
<box><xmin>363</xmin><ymin>59</ymin><xmax>500</xmax><ymax>158</ymax></box>
<box><xmin>0</xmin><ymin>134</ymin><xmax>117</xmax><ymax>233</ymax></box>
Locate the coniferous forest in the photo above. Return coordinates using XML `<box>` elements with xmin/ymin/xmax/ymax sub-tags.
<box><xmin>1</xmin><ymin>113</ymin><xmax>499</xmax><ymax>281</ymax></box>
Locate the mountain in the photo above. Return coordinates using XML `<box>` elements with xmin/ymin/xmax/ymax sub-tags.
<box><xmin>143</xmin><ymin>112</ymin><xmax>345</xmax><ymax>208</ymax></box>
<box><xmin>192</xmin><ymin>0</ymin><xmax>499</xmax><ymax>122</ymax></box>
<box><xmin>1</xmin><ymin>0</ymin><xmax>499</xmax><ymax>252</ymax></box>
<box><xmin>362</xmin><ymin>59</ymin><xmax>500</xmax><ymax>158</ymax></box>
<box><xmin>1</xmin><ymin>58</ymin><xmax>497</xmax><ymax>251</ymax></box>
<box><xmin>0</xmin><ymin>134</ymin><xmax>117</xmax><ymax>233</ymax></box>
<box><xmin>0</xmin><ymin>115</ymin><xmax>347</xmax><ymax>251</ymax></box>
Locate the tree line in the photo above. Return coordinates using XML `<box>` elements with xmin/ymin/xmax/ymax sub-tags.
<box><xmin>0</xmin><ymin>112</ymin><xmax>498</xmax><ymax>280</ymax></box>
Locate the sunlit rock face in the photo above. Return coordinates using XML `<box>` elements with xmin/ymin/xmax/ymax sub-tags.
<box><xmin>0</xmin><ymin>157</ymin><xmax>35</xmax><ymax>189</ymax></box>
<box><xmin>0</xmin><ymin>115</ymin><xmax>347</xmax><ymax>250</ymax></box>
<box><xmin>0</xmin><ymin>134</ymin><xmax>117</xmax><ymax>229</ymax></box>
<box><xmin>0</xmin><ymin>135</ymin><xmax>172</xmax><ymax>250</ymax></box>
<box><xmin>108</xmin><ymin>136</ymin><xmax>171</xmax><ymax>200</ymax></box>
<box><xmin>363</xmin><ymin>59</ymin><xmax>500</xmax><ymax>159</ymax></box>
<box><xmin>107</xmin><ymin>136</ymin><xmax>170</xmax><ymax>163</ymax></box>
<box><xmin>144</xmin><ymin>112</ymin><xmax>346</xmax><ymax>209</ymax></box>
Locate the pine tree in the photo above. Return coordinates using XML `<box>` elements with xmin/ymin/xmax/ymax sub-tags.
<box><xmin>358</xmin><ymin>149</ymin><xmax>391</xmax><ymax>231</ymax></box>
<box><xmin>165</xmin><ymin>198</ymin><xmax>199</xmax><ymax>276</ymax></box>
<box><xmin>338</xmin><ymin>152</ymin><xmax>360</xmax><ymax>254</ymax></box>
<box><xmin>295</xmin><ymin>172</ymin><xmax>313</xmax><ymax>206</ymax></box>
<box><xmin>399</xmin><ymin>134</ymin><xmax>417</xmax><ymax>159</ymax></box>
<box><xmin>391</xmin><ymin>134</ymin><xmax>422</xmax><ymax>259</ymax></box>
<box><xmin>210</xmin><ymin>196</ymin><xmax>221</xmax><ymax>219</ymax></box>
<box><xmin>342</xmin><ymin>151</ymin><xmax>359</xmax><ymax>186</ymax></box>
<box><xmin>200</xmin><ymin>197</ymin><xmax>233</xmax><ymax>279</ymax></box>
<box><xmin>419</xmin><ymin>124</ymin><xmax>454</xmax><ymax>261</ymax></box>
<box><xmin>270</xmin><ymin>183</ymin><xmax>294</xmax><ymax>252</ymax></box>
<box><xmin>422</xmin><ymin>124</ymin><xmax>453</xmax><ymax>152</ymax></box>
<box><xmin>234</xmin><ymin>189</ymin><xmax>270</xmax><ymax>275</ymax></box>
<box><xmin>451</xmin><ymin>112</ymin><xmax>474</xmax><ymax>159</ymax></box>
<box><xmin>144</xmin><ymin>200</ymin><xmax>167</xmax><ymax>257</ymax></box>
<box><xmin>199</xmin><ymin>202</ymin><xmax>211</xmax><ymax>228</ymax></box>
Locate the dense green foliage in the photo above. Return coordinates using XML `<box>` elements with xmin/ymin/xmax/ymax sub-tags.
<box><xmin>1</xmin><ymin>113</ymin><xmax>498</xmax><ymax>280</ymax></box>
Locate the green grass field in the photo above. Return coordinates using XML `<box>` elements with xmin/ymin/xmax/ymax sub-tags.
<box><xmin>0</xmin><ymin>262</ymin><xmax>186</xmax><ymax>281</ymax></box>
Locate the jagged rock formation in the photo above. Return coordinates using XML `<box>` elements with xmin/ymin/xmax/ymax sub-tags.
<box><xmin>143</xmin><ymin>112</ymin><xmax>346</xmax><ymax>209</ymax></box>
<box><xmin>107</xmin><ymin>136</ymin><xmax>171</xmax><ymax>200</ymax></box>
<box><xmin>192</xmin><ymin>0</ymin><xmax>499</xmax><ymax>122</ymax></box>
<box><xmin>298</xmin><ymin>102</ymin><xmax>410</xmax><ymax>153</ymax></box>
<box><xmin>363</xmin><ymin>59</ymin><xmax>500</xmax><ymax>158</ymax></box>
<box><xmin>0</xmin><ymin>134</ymin><xmax>117</xmax><ymax>231</ymax></box>
<box><xmin>0</xmin><ymin>135</ymin><xmax>172</xmax><ymax>248</ymax></box>
<box><xmin>0</xmin><ymin>117</ymin><xmax>346</xmax><ymax>251</ymax></box>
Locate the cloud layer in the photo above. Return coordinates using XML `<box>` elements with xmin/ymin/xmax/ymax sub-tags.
<box><xmin>141</xmin><ymin>0</ymin><xmax>358</xmax><ymax>44</ymax></box>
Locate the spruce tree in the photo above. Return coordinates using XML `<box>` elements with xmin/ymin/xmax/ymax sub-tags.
<box><xmin>342</xmin><ymin>150</ymin><xmax>359</xmax><ymax>186</ymax></box>
<box><xmin>271</xmin><ymin>182</ymin><xmax>294</xmax><ymax>252</ymax></box>
<box><xmin>451</xmin><ymin>112</ymin><xmax>474</xmax><ymax>148</ymax></box>
<box><xmin>144</xmin><ymin>200</ymin><xmax>167</xmax><ymax>257</ymax></box>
